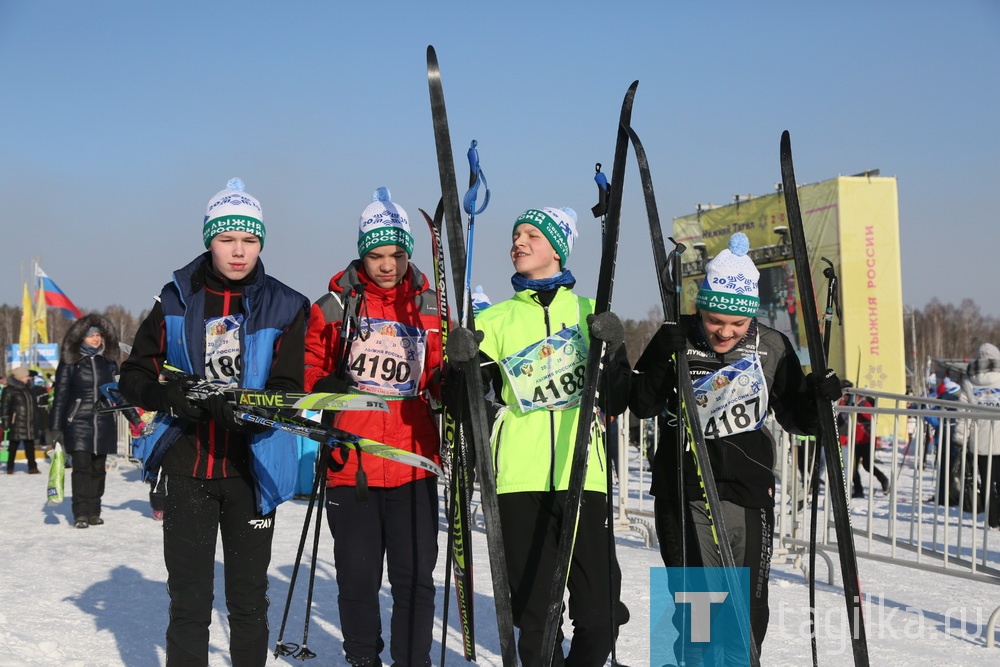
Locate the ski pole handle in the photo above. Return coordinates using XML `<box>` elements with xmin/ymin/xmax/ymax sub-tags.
<box><xmin>462</xmin><ymin>140</ymin><xmax>490</xmax><ymax>217</ymax></box>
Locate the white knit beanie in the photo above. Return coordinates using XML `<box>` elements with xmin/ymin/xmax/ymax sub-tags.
<box><xmin>696</xmin><ymin>232</ymin><xmax>760</xmax><ymax>316</ymax></box>
<box><xmin>513</xmin><ymin>207</ymin><xmax>579</xmax><ymax>269</ymax></box>
<box><xmin>202</xmin><ymin>178</ymin><xmax>265</xmax><ymax>248</ymax></box>
<box><xmin>357</xmin><ymin>187</ymin><xmax>414</xmax><ymax>257</ymax></box>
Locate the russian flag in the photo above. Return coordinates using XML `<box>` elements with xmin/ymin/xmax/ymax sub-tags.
<box><xmin>36</xmin><ymin>266</ymin><xmax>82</xmax><ymax>320</ymax></box>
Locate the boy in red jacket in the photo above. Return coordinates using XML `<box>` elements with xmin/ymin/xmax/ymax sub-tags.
<box><xmin>304</xmin><ymin>187</ymin><xmax>442</xmax><ymax>667</ymax></box>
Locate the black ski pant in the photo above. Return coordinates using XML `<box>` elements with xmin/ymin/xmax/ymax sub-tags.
<box><xmin>853</xmin><ymin>443</ymin><xmax>889</xmax><ymax>497</ymax></box>
<box><xmin>6</xmin><ymin>439</ymin><xmax>37</xmax><ymax>472</ymax></box>
<box><xmin>498</xmin><ymin>490</ymin><xmax>625</xmax><ymax>667</ymax></box>
<box><xmin>70</xmin><ymin>450</ymin><xmax>107</xmax><ymax>520</ymax></box>
<box><xmin>162</xmin><ymin>474</ymin><xmax>275</xmax><ymax>667</ymax></box>
<box><xmin>655</xmin><ymin>496</ymin><xmax>774</xmax><ymax>664</ymax></box>
<box><xmin>325</xmin><ymin>477</ymin><xmax>439</xmax><ymax>667</ymax></box>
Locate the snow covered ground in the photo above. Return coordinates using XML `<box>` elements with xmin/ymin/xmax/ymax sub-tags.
<box><xmin>2</xmin><ymin>450</ymin><xmax>1000</xmax><ymax>666</ymax></box>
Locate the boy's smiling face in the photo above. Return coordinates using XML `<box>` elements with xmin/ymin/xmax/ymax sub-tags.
<box><xmin>511</xmin><ymin>223</ymin><xmax>561</xmax><ymax>280</ymax></box>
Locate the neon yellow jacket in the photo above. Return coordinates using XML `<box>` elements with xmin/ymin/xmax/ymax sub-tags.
<box><xmin>477</xmin><ymin>287</ymin><xmax>612</xmax><ymax>495</ymax></box>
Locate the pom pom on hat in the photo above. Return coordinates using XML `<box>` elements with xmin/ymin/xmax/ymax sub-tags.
<box><xmin>513</xmin><ymin>207</ymin><xmax>580</xmax><ymax>268</ymax></box>
<box><xmin>471</xmin><ymin>285</ymin><xmax>492</xmax><ymax>314</ymax></box>
<box><xmin>357</xmin><ymin>187</ymin><xmax>414</xmax><ymax>257</ymax></box>
<box><xmin>695</xmin><ymin>232</ymin><xmax>760</xmax><ymax>317</ymax></box>
<box><xmin>203</xmin><ymin>177</ymin><xmax>266</xmax><ymax>248</ymax></box>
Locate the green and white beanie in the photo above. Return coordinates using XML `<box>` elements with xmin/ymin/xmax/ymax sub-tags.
<box><xmin>513</xmin><ymin>207</ymin><xmax>579</xmax><ymax>268</ymax></box>
<box><xmin>202</xmin><ymin>178</ymin><xmax>266</xmax><ymax>248</ymax></box>
<box><xmin>696</xmin><ymin>232</ymin><xmax>760</xmax><ymax>316</ymax></box>
<box><xmin>357</xmin><ymin>187</ymin><xmax>414</xmax><ymax>257</ymax></box>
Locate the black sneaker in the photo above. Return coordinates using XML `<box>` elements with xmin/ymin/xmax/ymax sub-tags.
<box><xmin>88</xmin><ymin>516</ymin><xmax>104</xmax><ymax>526</ymax></box>
<box><xmin>74</xmin><ymin>518</ymin><xmax>89</xmax><ymax>529</ymax></box>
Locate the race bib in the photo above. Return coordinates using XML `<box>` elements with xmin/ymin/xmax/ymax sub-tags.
<box><xmin>500</xmin><ymin>325</ymin><xmax>588</xmax><ymax>413</ymax></box>
<box><xmin>692</xmin><ymin>355</ymin><xmax>768</xmax><ymax>439</ymax></box>
<box><xmin>973</xmin><ymin>386</ymin><xmax>1000</xmax><ymax>408</ymax></box>
<box><xmin>347</xmin><ymin>318</ymin><xmax>427</xmax><ymax>397</ymax></box>
<box><xmin>204</xmin><ymin>314</ymin><xmax>243</xmax><ymax>387</ymax></box>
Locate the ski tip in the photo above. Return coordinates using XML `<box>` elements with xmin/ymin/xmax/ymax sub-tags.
<box><xmin>780</xmin><ymin>129</ymin><xmax>792</xmax><ymax>153</ymax></box>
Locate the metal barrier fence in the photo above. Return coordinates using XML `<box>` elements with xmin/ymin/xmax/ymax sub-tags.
<box><xmin>609</xmin><ymin>391</ymin><xmax>1000</xmax><ymax>648</ymax></box>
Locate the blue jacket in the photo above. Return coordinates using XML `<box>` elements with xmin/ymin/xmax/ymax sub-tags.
<box><xmin>137</xmin><ymin>252</ymin><xmax>308</xmax><ymax>515</ymax></box>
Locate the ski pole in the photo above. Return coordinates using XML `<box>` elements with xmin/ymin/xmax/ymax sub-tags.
<box><xmin>461</xmin><ymin>139</ymin><xmax>489</xmax><ymax>327</ymax></box>
<box><xmin>274</xmin><ymin>443</ymin><xmax>331</xmax><ymax>659</ymax></box>
<box><xmin>591</xmin><ymin>162</ymin><xmax>610</xmax><ymax>222</ymax></box>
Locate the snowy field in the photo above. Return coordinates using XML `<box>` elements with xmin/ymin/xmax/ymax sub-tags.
<box><xmin>2</xmin><ymin>449</ymin><xmax>1000</xmax><ymax>666</ymax></box>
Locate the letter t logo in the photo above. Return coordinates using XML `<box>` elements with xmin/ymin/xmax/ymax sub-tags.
<box><xmin>675</xmin><ymin>591</ymin><xmax>729</xmax><ymax>642</ymax></box>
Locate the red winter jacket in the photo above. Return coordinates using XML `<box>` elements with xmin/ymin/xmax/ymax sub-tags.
<box><xmin>304</xmin><ymin>260</ymin><xmax>443</xmax><ymax>489</ymax></box>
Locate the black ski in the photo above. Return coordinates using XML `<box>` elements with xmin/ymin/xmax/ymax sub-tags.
<box><xmin>421</xmin><ymin>202</ymin><xmax>477</xmax><ymax>662</ymax></box>
<box><xmin>780</xmin><ymin>130</ymin><xmax>870</xmax><ymax>666</ymax></box>
<box><xmin>538</xmin><ymin>80</ymin><xmax>638</xmax><ymax>667</ymax></box>
<box><xmin>427</xmin><ymin>44</ymin><xmax>518</xmax><ymax>666</ymax></box>
<box><xmin>624</xmin><ymin>124</ymin><xmax>760</xmax><ymax>666</ymax></box>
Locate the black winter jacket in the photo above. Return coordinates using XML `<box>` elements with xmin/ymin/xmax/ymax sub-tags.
<box><xmin>2</xmin><ymin>378</ymin><xmax>41</xmax><ymax>442</ymax></box>
<box><xmin>630</xmin><ymin>315</ymin><xmax>818</xmax><ymax>509</ymax></box>
<box><xmin>50</xmin><ymin>314</ymin><xmax>127</xmax><ymax>455</ymax></box>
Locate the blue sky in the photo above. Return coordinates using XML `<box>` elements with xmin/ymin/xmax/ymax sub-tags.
<box><xmin>1</xmin><ymin>1</ymin><xmax>998</xmax><ymax>322</ymax></box>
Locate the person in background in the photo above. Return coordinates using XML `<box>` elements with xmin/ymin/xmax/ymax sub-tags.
<box><xmin>28</xmin><ymin>370</ymin><xmax>51</xmax><ymax>450</ymax></box>
<box><xmin>119</xmin><ymin>177</ymin><xmax>308</xmax><ymax>667</ymax></box>
<box><xmin>838</xmin><ymin>381</ymin><xmax>889</xmax><ymax>499</ymax></box>
<box><xmin>934</xmin><ymin>377</ymin><xmax>963</xmax><ymax>506</ymax></box>
<box><xmin>2</xmin><ymin>366</ymin><xmax>40</xmax><ymax>474</ymax></box>
<box><xmin>955</xmin><ymin>343</ymin><xmax>1000</xmax><ymax>528</ymax></box>
<box><xmin>304</xmin><ymin>187</ymin><xmax>442</xmax><ymax>667</ymax></box>
<box><xmin>50</xmin><ymin>314</ymin><xmax>139</xmax><ymax>527</ymax></box>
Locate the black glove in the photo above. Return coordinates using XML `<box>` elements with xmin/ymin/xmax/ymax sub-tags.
<box><xmin>650</xmin><ymin>322</ymin><xmax>687</xmax><ymax>355</ymax></box>
<box><xmin>47</xmin><ymin>429</ymin><xmax>64</xmax><ymax>447</ymax></box>
<box><xmin>313</xmin><ymin>374</ymin><xmax>352</xmax><ymax>394</ymax></box>
<box><xmin>203</xmin><ymin>392</ymin><xmax>248</xmax><ymax>432</ymax></box>
<box><xmin>448</xmin><ymin>327</ymin><xmax>484</xmax><ymax>365</ymax></box>
<box><xmin>808</xmin><ymin>369</ymin><xmax>844</xmax><ymax>402</ymax></box>
<box><xmin>327</xmin><ymin>442</ymin><xmax>352</xmax><ymax>473</ymax></box>
<box><xmin>157</xmin><ymin>377</ymin><xmax>208</xmax><ymax>421</ymax></box>
<box><xmin>587</xmin><ymin>311</ymin><xmax>625</xmax><ymax>354</ymax></box>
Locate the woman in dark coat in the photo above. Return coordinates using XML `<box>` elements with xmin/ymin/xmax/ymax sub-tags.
<box><xmin>3</xmin><ymin>366</ymin><xmax>41</xmax><ymax>474</ymax></box>
<box><xmin>49</xmin><ymin>314</ymin><xmax>129</xmax><ymax>528</ymax></box>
